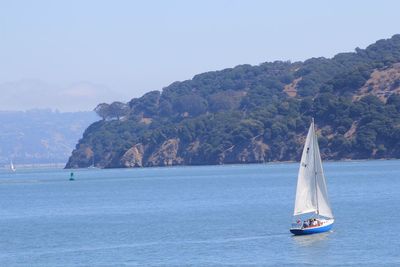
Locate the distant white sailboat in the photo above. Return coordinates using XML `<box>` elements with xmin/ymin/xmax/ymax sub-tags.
<box><xmin>290</xmin><ymin>118</ymin><xmax>334</xmax><ymax>235</ymax></box>
<box><xmin>10</xmin><ymin>160</ymin><xmax>16</xmax><ymax>172</ymax></box>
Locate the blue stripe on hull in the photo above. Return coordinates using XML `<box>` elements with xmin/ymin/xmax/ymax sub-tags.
<box><xmin>290</xmin><ymin>223</ymin><xmax>333</xmax><ymax>235</ymax></box>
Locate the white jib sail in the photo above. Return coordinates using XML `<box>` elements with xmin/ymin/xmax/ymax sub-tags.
<box><xmin>313</xmin><ymin>130</ymin><xmax>333</xmax><ymax>218</ymax></box>
<box><xmin>293</xmin><ymin>120</ymin><xmax>333</xmax><ymax>219</ymax></box>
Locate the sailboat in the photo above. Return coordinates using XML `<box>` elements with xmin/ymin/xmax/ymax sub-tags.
<box><xmin>10</xmin><ymin>160</ymin><xmax>16</xmax><ymax>172</ymax></box>
<box><xmin>290</xmin><ymin>118</ymin><xmax>334</xmax><ymax>235</ymax></box>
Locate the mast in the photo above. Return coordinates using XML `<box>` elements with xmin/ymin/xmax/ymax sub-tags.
<box><xmin>312</xmin><ymin>118</ymin><xmax>319</xmax><ymax>215</ymax></box>
<box><xmin>293</xmin><ymin>118</ymin><xmax>333</xmax><ymax>218</ymax></box>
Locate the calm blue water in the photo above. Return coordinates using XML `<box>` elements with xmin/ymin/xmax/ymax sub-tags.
<box><xmin>0</xmin><ymin>160</ymin><xmax>399</xmax><ymax>266</ymax></box>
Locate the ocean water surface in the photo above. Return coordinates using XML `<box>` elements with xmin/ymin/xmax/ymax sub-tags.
<box><xmin>0</xmin><ymin>160</ymin><xmax>399</xmax><ymax>266</ymax></box>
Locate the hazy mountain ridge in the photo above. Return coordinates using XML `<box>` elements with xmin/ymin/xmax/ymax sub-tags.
<box><xmin>66</xmin><ymin>35</ymin><xmax>400</xmax><ymax>169</ymax></box>
<box><xmin>0</xmin><ymin>80</ymin><xmax>125</xmax><ymax>111</ymax></box>
<box><xmin>0</xmin><ymin>110</ymin><xmax>97</xmax><ymax>165</ymax></box>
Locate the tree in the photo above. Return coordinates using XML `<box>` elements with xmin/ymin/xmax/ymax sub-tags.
<box><xmin>109</xmin><ymin>102</ymin><xmax>129</xmax><ymax>120</ymax></box>
<box><xmin>208</xmin><ymin>90</ymin><xmax>242</xmax><ymax>112</ymax></box>
<box><xmin>174</xmin><ymin>94</ymin><xmax>208</xmax><ymax>116</ymax></box>
<box><xmin>129</xmin><ymin>91</ymin><xmax>161</xmax><ymax>117</ymax></box>
<box><xmin>94</xmin><ymin>103</ymin><xmax>110</xmax><ymax>120</ymax></box>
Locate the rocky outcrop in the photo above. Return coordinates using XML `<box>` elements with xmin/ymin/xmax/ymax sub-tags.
<box><xmin>221</xmin><ymin>139</ymin><xmax>269</xmax><ymax>164</ymax></box>
<box><xmin>120</xmin><ymin>144</ymin><xmax>144</xmax><ymax>167</ymax></box>
<box><xmin>248</xmin><ymin>140</ymin><xmax>269</xmax><ymax>162</ymax></box>
<box><xmin>354</xmin><ymin>63</ymin><xmax>400</xmax><ymax>102</ymax></box>
<box><xmin>90</xmin><ymin>137</ymin><xmax>270</xmax><ymax>168</ymax></box>
<box><xmin>283</xmin><ymin>77</ymin><xmax>301</xmax><ymax>97</ymax></box>
<box><xmin>147</xmin><ymin>138</ymin><xmax>184</xmax><ymax>166</ymax></box>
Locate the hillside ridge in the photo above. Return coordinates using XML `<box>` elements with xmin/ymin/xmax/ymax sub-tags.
<box><xmin>66</xmin><ymin>34</ymin><xmax>400</xmax><ymax>168</ymax></box>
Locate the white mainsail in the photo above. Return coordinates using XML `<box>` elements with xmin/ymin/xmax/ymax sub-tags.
<box><xmin>10</xmin><ymin>160</ymin><xmax>16</xmax><ymax>172</ymax></box>
<box><xmin>293</xmin><ymin>119</ymin><xmax>333</xmax><ymax>219</ymax></box>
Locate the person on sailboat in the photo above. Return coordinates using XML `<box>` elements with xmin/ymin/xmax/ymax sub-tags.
<box><xmin>290</xmin><ymin>118</ymin><xmax>334</xmax><ymax>235</ymax></box>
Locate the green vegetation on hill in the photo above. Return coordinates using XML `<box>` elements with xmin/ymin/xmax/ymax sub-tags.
<box><xmin>66</xmin><ymin>35</ymin><xmax>400</xmax><ymax>168</ymax></box>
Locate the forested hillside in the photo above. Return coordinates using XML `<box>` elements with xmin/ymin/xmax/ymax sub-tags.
<box><xmin>66</xmin><ymin>35</ymin><xmax>400</xmax><ymax>168</ymax></box>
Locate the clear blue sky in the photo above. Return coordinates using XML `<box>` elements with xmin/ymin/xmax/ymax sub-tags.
<box><xmin>1</xmin><ymin>0</ymin><xmax>399</xmax><ymax>111</ymax></box>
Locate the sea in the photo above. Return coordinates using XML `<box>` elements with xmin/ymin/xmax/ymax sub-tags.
<box><xmin>0</xmin><ymin>160</ymin><xmax>399</xmax><ymax>266</ymax></box>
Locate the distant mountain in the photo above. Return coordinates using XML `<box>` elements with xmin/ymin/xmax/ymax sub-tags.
<box><xmin>0</xmin><ymin>80</ymin><xmax>124</xmax><ymax>111</ymax></box>
<box><xmin>0</xmin><ymin>110</ymin><xmax>97</xmax><ymax>165</ymax></box>
<box><xmin>66</xmin><ymin>35</ymin><xmax>400</xmax><ymax>169</ymax></box>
